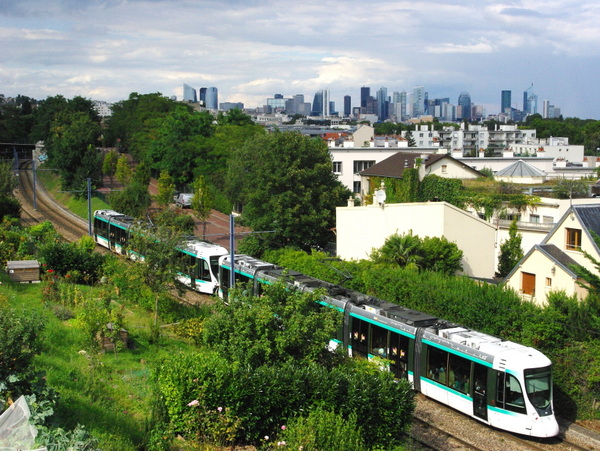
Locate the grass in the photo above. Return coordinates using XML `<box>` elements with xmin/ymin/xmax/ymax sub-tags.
<box><xmin>1</xmin><ymin>271</ymin><xmax>200</xmax><ymax>450</ymax></box>
<box><xmin>36</xmin><ymin>169</ymin><xmax>112</xmax><ymax>220</ymax></box>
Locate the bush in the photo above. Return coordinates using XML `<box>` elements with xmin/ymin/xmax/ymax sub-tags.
<box><xmin>39</xmin><ymin>241</ymin><xmax>105</xmax><ymax>284</ymax></box>
<box><xmin>271</xmin><ymin>407</ymin><xmax>365</xmax><ymax>451</ymax></box>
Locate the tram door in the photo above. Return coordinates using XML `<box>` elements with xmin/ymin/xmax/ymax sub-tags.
<box><xmin>473</xmin><ymin>363</ymin><xmax>488</xmax><ymax>421</ymax></box>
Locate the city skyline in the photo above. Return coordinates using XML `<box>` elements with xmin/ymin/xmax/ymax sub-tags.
<box><xmin>1</xmin><ymin>1</ymin><xmax>599</xmax><ymax>119</ymax></box>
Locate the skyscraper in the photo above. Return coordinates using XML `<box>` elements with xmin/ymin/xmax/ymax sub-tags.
<box><xmin>311</xmin><ymin>89</ymin><xmax>330</xmax><ymax>117</ymax></box>
<box><xmin>205</xmin><ymin>87</ymin><xmax>218</xmax><ymax>110</ymax></box>
<box><xmin>360</xmin><ymin>87</ymin><xmax>370</xmax><ymax>108</ymax></box>
<box><xmin>412</xmin><ymin>86</ymin><xmax>425</xmax><ymax>117</ymax></box>
<box><xmin>344</xmin><ymin>95</ymin><xmax>351</xmax><ymax>117</ymax></box>
<box><xmin>501</xmin><ymin>90</ymin><xmax>511</xmax><ymax>113</ymax></box>
<box><xmin>458</xmin><ymin>92</ymin><xmax>472</xmax><ymax>121</ymax></box>
<box><xmin>183</xmin><ymin>83</ymin><xmax>197</xmax><ymax>102</ymax></box>
<box><xmin>523</xmin><ymin>84</ymin><xmax>538</xmax><ymax>115</ymax></box>
<box><xmin>375</xmin><ymin>87</ymin><xmax>388</xmax><ymax>121</ymax></box>
<box><xmin>199</xmin><ymin>87</ymin><xmax>207</xmax><ymax>106</ymax></box>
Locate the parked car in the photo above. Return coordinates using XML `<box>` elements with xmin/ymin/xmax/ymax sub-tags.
<box><xmin>174</xmin><ymin>193</ymin><xmax>193</xmax><ymax>208</ymax></box>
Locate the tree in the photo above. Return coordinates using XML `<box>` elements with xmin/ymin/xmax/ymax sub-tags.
<box><xmin>126</xmin><ymin>224</ymin><xmax>185</xmax><ymax>327</ymax></box>
<box><xmin>44</xmin><ymin>110</ymin><xmax>102</xmax><ymax>193</ymax></box>
<box><xmin>226</xmin><ymin>131</ymin><xmax>350</xmax><ymax>254</ymax></box>
<box><xmin>0</xmin><ymin>160</ymin><xmax>17</xmax><ymax>198</ymax></box>
<box><xmin>191</xmin><ymin>175</ymin><xmax>213</xmax><ymax>239</ymax></box>
<box><xmin>132</xmin><ymin>160</ymin><xmax>151</xmax><ymax>187</ymax></box>
<box><xmin>371</xmin><ymin>231</ymin><xmax>422</xmax><ymax>270</ymax></box>
<box><xmin>405</xmin><ymin>130</ymin><xmax>416</xmax><ymax>147</ymax></box>
<box><xmin>496</xmin><ymin>219</ymin><xmax>523</xmax><ymax>278</ymax></box>
<box><xmin>553</xmin><ymin>178</ymin><xmax>589</xmax><ymax>199</ymax></box>
<box><xmin>420</xmin><ymin>236</ymin><xmax>463</xmax><ymax>275</ymax></box>
<box><xmin>109</xmin><ymin>182</ymin><xmax>151</xmax><ymax>218</ymax></box>
<box><xmin>156</xmin><ymin>170</ymin><xmax>175</xmax><ymax>208</ymax></box>
<box><xmin>115</xmin><ymin>155</ymin><xmax>132</xmax><ymax>186</ymax></box>
<box><xmin>148</xmin><ymin>105</ymin><xmax>215</xmax><ymax>186</ymax></box>
<box><xmin>102</xmin><ymin>150</ymin><xmax>119</xmax><ymax>186</ymax></box>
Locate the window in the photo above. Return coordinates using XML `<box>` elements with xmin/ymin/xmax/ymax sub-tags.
<box><xmin>389</xmin><ymin>333</ymin><xmax>410</xmax><ymax>379</ymax></box>
<box><xmin>530</xmin><ymin>214</ymin><xmax>540</xmax><ymax>223</ymax></box>
<box><xmin>370</xmin><ymin>325</ymin><xmax>387</xmax><ymax>358</ymax></box>
<box><xmin>441</xmin><ymin>164</ymin><xmax>448</xmax><ymax>174</ymax></box>
<box><xmin>566</xmin><ymin>228</ymin><xmax>582</xmax><ymax>251</ymax></box>
<box><xmin>332</xmin><ymin>161</ymin><xmax>342</xmax><ymax>174</ymax></box>
<box><xmin>427</xmin><ymin>346</ymin><xmax>448</xmax><ymax>385</ymax></box>
<box><xmin>522</xmin><ymin>272</ymin><xmax>535</xmax><ymax>296</ymax></box>
<box><xmin>448</xmin><ymin>354</ymin><xmax>471</xmax><ymax>394</ymax></box>
<box><xmin>496</xmin><ymin>372</ymin><xmax>526</xmax><ymax>414</ymax></box>
<box><xmin>543</xmin><ymin>216</ymin><xmax>554</xmax><ymax>223</ymax></box>
<box><xmin>353</xmin><ymin>160</ymin><xmax>375</xmax><ymax>174</ymax></box>
<box><xmin>353</xmin><ymin>181</ymin><xmax>362</xmax><ymax>194</ymax></box>
<box><xmin>350</xmin><ymin>317</ymin><xmax>368</xmax><ymax>358</ymax></box>
<box><xmin>545</xmin><ymin>277</ymin><xmax>552</xmax><ymax>287</ymax></box>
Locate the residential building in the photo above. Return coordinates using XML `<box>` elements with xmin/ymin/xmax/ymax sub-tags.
<box><xmin>336</xmin><ymin>201</ymin><xmax>497</xmax><ymax>279</ymax></box>
<box><xmin>504</xmin><ymin>204</ymin><xmax>600</xmax><ymax>305</ymax></box>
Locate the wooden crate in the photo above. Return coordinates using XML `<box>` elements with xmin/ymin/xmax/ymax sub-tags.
<box><xmin>6</xmin><ymin>260</ymin><xmax>41</xmax><ymax>283</ymax></box>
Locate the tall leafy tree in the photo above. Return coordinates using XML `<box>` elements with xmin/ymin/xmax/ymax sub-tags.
<box><xmin>44</xmin><ymin>110</ymin><xmax>102</xmax><ymax>193</ymax></box>
<box><xmin>102</xmin><ymin>150</ymin><xmax>119</xmax><ymax>186</ymax></box>
<box><xmin>148</xmin><ymin>105</ymin><xmax>215</xmax><ymax>186</ymax></box>
<box><xmin>156</xmin><ymin>170</ymin><xmax>175</xmax><ymax>208</ymax></box>
<box><xmin>115</xmin><ymin>155</ymin><xmax>132</xmax><ymax>186</ymax></box>
<box><xmin>226</xmin><ymin>131</ymin><xmax>350</xmax><ymax>254</ymax></box>
<box><xmin>191</xmin><ymin>175</ymin><xmax>213</xmax><ymax>238</ymax></box>
<box><xmin>496</xmin><ymin>219</ymin><xmax>524</xmax><ymax>278</ymax></box>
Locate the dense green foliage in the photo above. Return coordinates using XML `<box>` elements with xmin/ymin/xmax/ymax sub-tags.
<box><xmin>553</xmin><ymin>178</ymin><xmax>591</xmax><ymax>199</ymax></box>
<box><xmin>0</xmin><ymin>159</ymin><xmax>20</xmax><ymax>221</ymax></box>
<box><xmin>371</xmin><ymin>230</ymin><xmax>463</xmax><ymax>275</ymax></box>
<box><xmin>154</xmin><ymin>283</ymin><xmax>415</xmax><ymax>448</ymax></box>
<box><xmin>227</xmin><ymin>131</ymin><xmax>350</xmax><ymax>254</ymax></box>
<box><xmin>39</xmin><ymin>240</ymin><xmax>106</xmax><ymax>284</ymax></box>
<box><xmin>265</xmin><ymin>248</ymin><xmax>600</xmax><ymax>420</ymax></box>
<box><xmin>109</xmin><ymin>182</ymin><xmax>151</xmax><ymax>218</ymax></box>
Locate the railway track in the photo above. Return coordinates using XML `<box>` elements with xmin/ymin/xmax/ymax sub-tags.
<box><xmin>16</xmin><ymin>160</ymin><xmax>89</xmax><ymax>243</ymax></box>
<box><xmin>415</xmin><ymin>396</ymin><xmax>600</xmax><ymax>450</ymax></box>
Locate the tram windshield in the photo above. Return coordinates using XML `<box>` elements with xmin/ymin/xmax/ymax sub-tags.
<box><xmin>524</xmin><ymin>366</ymin><xmax>552</xmax><ymax>412</ymax></box>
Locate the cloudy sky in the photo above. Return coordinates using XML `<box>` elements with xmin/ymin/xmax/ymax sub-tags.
<box><xmin>1</xmin><ymin>0</ymin><xmax>599</xmax><ymax>119</ymax></box>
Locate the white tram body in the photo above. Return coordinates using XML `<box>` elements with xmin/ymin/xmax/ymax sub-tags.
<box><xmin>93</xmin><ymin>209</ymin><xmax>228</xmax><ymax>295</ymax></box>
<box><xmin>219</xmin><ymin>254</ymin><xmax>560</xmax><ymax>438</ymax></box>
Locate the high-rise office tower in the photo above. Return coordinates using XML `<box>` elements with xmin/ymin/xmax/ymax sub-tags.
<box><xmin>412</xmin><ymin>86</ymin><xmax>425</xmax><ymax>117</ymax></box>
<box><xmin>360</xmin><ymin>87</ymin><xmax>370</xmax><ymax>108</ymax></box>
<box><xmin>183</xmin><ymin>84</ymin><xmax>197</xmax><ymax>102</ymax></box>
<box><xmin>205</xmin><ymin>87</ymin><xmax>218</xmax><ymax>110</ymax></box>
<box><xmin>458</xmin><ymin>92</ymin><xmax>472</xmax><ymax>120</ymax></box>
<box><xmin>501</xmin><ymin>90</ymin><xmax>511</xmax><ymax>113</ymax></box>
<box><xmin>311</xmin><ymin>89</ymin><xmax>330</xmax><ymax>116</ymax></box>
<box><xmin>523</xmin><ymin>84</ymin><xmax>538</xmax><ymax>115</ymax></box>
<box><xmin>376</xmin><ymin>87</ymin><xmax>389</xmax><ymax>121</ymax></box>
<box><xmin>344</xmin><ymin>95</ymin><xmax>351</xmax><ymax>117</ymax></box>
<box><xmin>199</xmin><ymin>87</ymin><xmax>207</xmax><ymax>106</ymax></box>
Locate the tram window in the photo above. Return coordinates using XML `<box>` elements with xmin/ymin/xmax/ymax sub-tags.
<box><xmin>350</xmin><ymin>317</ymin><xmax>368</xmax><ymax>358</ymax></box>
<box><xmin>448</xmin><ymin>354</ymin><xmax>470</xmax><ymax>394</ymax></box>
<box><xmin>427</xmin><ymin>347</ymin><xmax>448</xmax><ymax>385</ymax></box>
<box><xmin>389</xmin><ymin>332</ymin><xmax>409</xmax><ymax>379</ymax></box>
<box><xmin>199</xmin><ymin>259</ymin><xmax>211</xmax><ymax>281</ymax></box>
<box><xmin>496</xmin><ymin>372</ymin><xmax>526</xmax><ymax>414</ymax></box>
<box><xmin>370</xmin><ymin>324</ymin><xmax>388</xmax><ymax>357</ymax></box>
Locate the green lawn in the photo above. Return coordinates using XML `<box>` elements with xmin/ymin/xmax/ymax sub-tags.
<box><xmin>36</xmin><ymin>169</ymin><xmax>112</xmax><ymax>220</ymax></box>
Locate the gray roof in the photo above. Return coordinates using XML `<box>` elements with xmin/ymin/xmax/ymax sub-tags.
<box><xmin>573</xmin><ymin>204</ymin><xmax>600</xmax><ymax>238</ymax></box>
<box><xmin>537</xmin><ymin>244</ymin><xmax>579</xmax><ymax>276</ymax></box>
<box><xmin>495</xmin><ymin>159</ymin><xmax>546</xmax><ymax>177</ymax></box>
